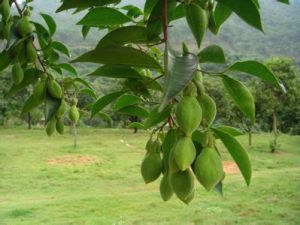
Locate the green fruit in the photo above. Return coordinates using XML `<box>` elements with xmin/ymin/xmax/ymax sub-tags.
<box><xmin>12</xmin><ymin>62</ymin><xmax>24</xmax><ymax>85</ymax></box>
<box><xmin>194</xmin><ymin>0</ymin><xmax>209</xmax><ymax>8</ymax></box>
<box><xmin>197</xmin><ymin>94</ymin><xmax>216</xmax><ymax>127</ymax></box>
<box><xmin>162</xmin><ymin>129</ymin><xmax>179</xmax><ymax>172</ymax></box>
<box><xmin>0</xmin><ymin>0</ymin><xmax>10</xmax><ymax>20</ymax></box>
<box><xmin>141</xmin><ymin>152</ymin><xmax>162</xmax><ymax>183</ymax></box>
<box><xmin>184</xmin><ymin>3</ymin><xmax>208</xmax><ymax>48</ymax></box>
<box><xmin>173</xmin><ymin>136</ymin><xmax>196</xmax><ymax>171</ymax></box>
<box><xmin>56</xmin><ymin>118</ymin><xmax>64</xmax><ymax>135</ymax></box>
<box><xmin>45</xmin><ymin>118</ymin><xmax>56</xmax><ymax>136</ymax></box>
<box><xmin>26</xmin><ymin>41</ymin><xmax>37</xmax><ymax>63</ymax></box>
<box><xmin>168</xmin><ymin>146</ymin><xmax>180</xmax><ymax>173</ymax></box>
<box><xmin>145</xmin><ymin>138</ymin><xmax>154</xmax><ymax>152</ymax></box>
<box><xmin>69</xmin><ymin>105</ymin><xmax>80</xmax><ymax>123</ymax></box>
<box><xmin>194</xmin><ymin>147</ymin><xmax>224</xmax><ymax>191</ymax></box>
<box><xmin>2</xmin><ymin>20</ymin><xmax>11</xmax><ymax>39</ymax></box>
<box><xmin>151</xmin><ymin>139</ymin><xmax>161</xmax><ymax>153</ymax></box>
<box><xmin>159</xmin><ymin>173</ymin><xmax>173</xmax><ymax>201</ymax></box>
<box><xmin>48</xmin><ymin>79</ymin><xmax>62</xmax><ymax>99</ymax></box>
<box><xmin>183</xmin><ymin>83</ymin><xmax>197</xmax><ymax>97</ymax></box>
<box><xmin>176</xmin><ymin>96</ymin><xmax>202</xmax><ymax>136</ymax></box>
<box><xmin>56</xmin><ymin>100</ymin><xmax>67</xmax><ymax>117</ymax></box>
<box><xmin>170</xmin><ymin>168</ymin><xmax>195</xmax><ymax>202</ymax></box>
<box><xmin>17</xmin><ymin>16</ymin><xmax>34</xmax><ymax>37</ymax></box>
<box><xmin>183</xmin><ymin>188</ymin><xmax>195</xmax><ymax>205</ymax></box>
<box><xmin>33</xmin><ymin>80</ymin><xmax>46</xmax><ymax>100</ymax></box>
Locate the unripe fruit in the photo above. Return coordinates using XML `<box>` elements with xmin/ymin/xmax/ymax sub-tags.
<box><xmin>197</xmin><ymin>94</ymin><xmax>216</xmax><ymax>127</ymax></box>
<box><xmin>145</xmin><ymin>138</ymin><xmax>154</xmax><ymax>152</ymax></box>
<box><xmin>184</xmin><ymin>3</ymin><xmax>208</xmax><ymax>48</ymax></box>
<box><xmin>69</xmin><ymin>105</ymin><xmax>80</xmax><ymax>123</ymax></box>
<box><xmin>171</xmin><ymin>168</ymin><xmax>195</xmax><ymax>202</ymax></box>
<box><xmin>183</xmin><ymin>188</ymin><xmax>195</xmax><ymax>205</ymax></box>
<box><xmin>2</xmin><ymin>20</ymin><xmax>11</xmax><ymax>39</ymax></box>
<box><xmin>141</xmin><ymin>152</ymin><xmax>162</xmax><ymax>183</ymax></box>
<box><xmin>176</xmin><ymin>96</ymin><xmax>202</xmax><ymax>136</ymax></box>
<box><xmin>194</xmin><ymin>147</ymin><xmax>224</xmax><ymax>191</ymax></box>
<box><xmin>183</xmin><ymin>83</ymin><xmax>197</xmax><ymax>97</ymax></box>
<box><xmin>45</xmin><ymin>118</ymin><xmax>56</xmax><ymax>136</ymax></box>
<box><xmin>33</xmin><ymin>80</ymin><xmax>46</xmax><ymax>100</ymax></box>
<box><xmin>159</xmin><ymin>173</ymin><xmax>173</xmax><ymax>201</ymax></box>
<box><xmin>26</xmin><ymin>41</ymin><xmax>37</xmax><ymax>63</ymax></box>
<box><xmin>48</xmin><ymin>79</ymin><xmax>62</xmax><ymax>99</ymax></box>
<box><xmin>56</xmin><ymin>118</ymin><xmax>64</xmax><ymax>135</ymax></box>
<box><xmin>173</xmin><ymin>136</ymin><xmax>196</xmax><ymax>171</ymax></box>
<box><xmin>162</xmin><ymin>129</ymin><xmax>179</xmax><ymax>172</ymax></box>
<box><xmin>12</xmin><ymin>62</ymin><xmax>24</xmax><ymax>85</ymax></box>
<box><xmin>168</xmin><ymin>147</ymin><xmax>180</xmax><ymax>173</ymax></box>
<box><xmin>0</xmin><ymin>0</ymin><xmax>10</xmax><ymax>20</ymax></box>
<box><xmin>56</xmin><ymin>100</ymin><xmax>67</xmax><ymax>117</ymax></box>
<box><xmin>16</xmin><ymin>16</ymin><xmax>34</xmax><ymax>37</ymax></box>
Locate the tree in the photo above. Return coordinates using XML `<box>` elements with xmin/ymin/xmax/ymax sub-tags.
<box><xmin>254</xmin><ymin>57</ymin><xmax>300</xmax><ymax>152</ymax></box>
<box><xmin>0</xmin><ymin>0</ymin><xmax>289</xmax><ymax>203</ymax></box>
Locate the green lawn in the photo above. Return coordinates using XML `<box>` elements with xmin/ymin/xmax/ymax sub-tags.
<box><xmin>0</xmin><ymin>127</ymin><xmax>299</xmax><ymax>225</ymax></box>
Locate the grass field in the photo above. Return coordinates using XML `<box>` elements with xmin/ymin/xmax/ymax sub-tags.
<box><xmin>0</xmin><ymin>127</ymin><xmax>299</xmax><ymax>225</ymax></box>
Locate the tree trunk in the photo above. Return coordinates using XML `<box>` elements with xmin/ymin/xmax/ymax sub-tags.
<box><xmin>248</xmin><ymin>130</ymin><xmax>252</xmax><ymax>146</ymax></box>
<box><xmin>72</xmin><ymin>123</ymin><xmax>77</xmax><ymax>148</ymax></box>
<box><xmin>27</xmin><ymin>113</ymin><xmax>32</xmax><ymax>130</ymax></box>
<box><xmin>272</xmin><ymin>111</ymin><xmax>278</xmax><ymax>153</ymax></box>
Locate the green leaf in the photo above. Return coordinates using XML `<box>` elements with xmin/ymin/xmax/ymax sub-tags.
<box><xmin>277</xmin><ymin>0</ymin><xmax>289</xmax><ymax>4</ymax></box>
<box><xmin>79</xmin><ymin>88</ymin><xmax>97</xmax><ymax>99</ymax></box>
<box><xmin>171</xmin><ymin>3</ymin><xmax>185</xmax><ymax>21</ymax></box>
<box><xmin>56</xmin><ymin>0</ymin><xmax>120</xmax><ymax>12</ymax></box>
<box><xmin>227</xmin><ymin>61</ymin><xmax>283</xmax><ymax>89</ymax></box>
<box><xmin>198</xmin><ymin>45</ymin><xmax>226</xmax><ymax>64</ymax></box>
<box><xmin>212</xmin><ymin>128</ymin><xmax>252</xmax><ymax>186</ymax></box>
<box><xmin>114</xmin><ymin>94</ymin><xmax>141</xmax><ymax>111</ymax></box>
<box><xmin>40</xmin><ymin>13</ymin><xmax>56</xmax><ymax>36</ymax></box>
<box><xmin>146</xmin><ymin>0</ymin><xmax>176</xmax><ymax>39</ymax></box>
<box><xmin>214</xmin><ymin>2</ymin><xmax>232</xmax><ymax>30</ymax></box>
<box><xmin>21</xmin><ymin>95</ymin><xmax>43</xmax><ymax>115</ymax></box>
<box><xmin>91</xmin><ymin>91</ymin><xmax>125</xmax><ymax>117</ymax></box>
<box><xmin>82</xmin><ymin>26</ymin><xmax>91</xmax><ymax>39</ymax></box>
<box><xmin>184</xmin><ymin>3</ymin><xmax>208</xmax><ymax>48</ymax></box>
<box><xmin>222</xmin><ymin>75</ymin><xmax>255</xmax><ymax>122</ymax></box>
<box><xmin>73</xmin><ymin>77</ymin><xmax>93</xmax><ymax>90</ymax></box>
<box><xmin>128</xmin><ymin>122</ymin><xmax>144</xmax><ymax>129</ymax></box>
<box><xmin>160</xmin><ymin>53</ymin><xmax>198</xmax><ymax>110</ymax></box>
<box><xmin>87</xmin><ymin>65</ymin><xmax>144</xmax><ymax>79</ymax></box>
<box><xmin>96</xmin><ymin>112</ymin><xmax>113</xmax><ymax>127</ymax></box>
<box><xmin>0</xmin><ymin>51</ymin><xmax>11</xmax><ymax>72</ymax></box>
<box><xmin>144</xmin><ymin>0</ymin><xmax>159</xmax><ymax>19</ymax></box>
<box><xmin>213</xmin><ymin>181</ymin><xmax>223</xmax><ymax>196</ymax></box>
<box><xmin>45</xmin><ymin>93</ymin><xmax>61</xmax><ymax>123</ymax></box>
<box><xmin>51</xmin><ymin>41</ymin><xmax>70</xmax><ymax>57</ymax></box>
<box><xmin>144</xmin><ymin>105</ymin><xmax>172</xmax><ymax>129</ymax></box>
<box><xmin>213</xmin><ymin>125</ymin><xmax>244</xmax><ymax>137</ymax></box>
<box><xmin>77</xmin><ymin>7</ymin><xmax>132</xmax><ymax>27</ymax></box>
<box><xmin>56</xmin><ymin>63</ymin><xmax>77</xmax><ymax>76</ymax></box>
<box><xmin>118</xmin><ymin>105</ymin><xmax>149</xmax><ymax>118</ymax></box>
<box><xmin>72</xmin><ymin>47</ymin><xmax>161</xmax><ymax>69</ymax></box>
<box><xmin>217</xmin><ymin>0</ymin><xmax>263</xmax><ymax>31</ymax></box>
<box><xmin>97</xmin><ymin>26</ymin><xmax>154</xmax><ymax>48</ymax></box>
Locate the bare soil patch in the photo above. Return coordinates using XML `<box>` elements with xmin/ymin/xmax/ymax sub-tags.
<box><xmin>223</xmin><ymin>161</ymin><xmax>239</xmax><ymax>174</ymax></box>
<box><xmin>47</xmin><ymin>154</ymin><xmax>99</xmax><ymax>166</ymax></box>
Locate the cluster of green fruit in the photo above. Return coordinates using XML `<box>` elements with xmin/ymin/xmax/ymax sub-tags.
<box><xmin>0</xmin><ymin>2</ymin><xmax>36</xmax><ymax>85</ymax></box>
<box><xmin>36</xmin><ymin>77</ymin><xmax>80</xmax><ymax>136</ymax></box>
<box><xmin>141</xmin><ymin>77</ymin><xmax>224</xmax><ymax>204</ymax></box>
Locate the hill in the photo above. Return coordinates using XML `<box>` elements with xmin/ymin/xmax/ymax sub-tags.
<box><xmin>30</xmin><ymin>0</ymin><xmax>300</xmax><ymax>67</ymax></box>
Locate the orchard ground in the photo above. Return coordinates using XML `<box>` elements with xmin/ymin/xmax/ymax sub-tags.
<box><xmin>0</xmin><ymin>127</ymin><xmax>299</xmax><ymax>225</ymax></box>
